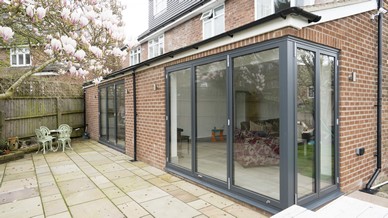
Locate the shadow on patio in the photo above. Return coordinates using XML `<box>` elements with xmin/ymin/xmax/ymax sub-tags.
<box><xmin>0</xmin><ymin>139</ymin><xmax>268</xmax><ymax>218</ymax></box>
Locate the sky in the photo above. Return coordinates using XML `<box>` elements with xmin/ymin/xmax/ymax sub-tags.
<box><xmin>120</xmin><ymin>0</ymin><xmax>149</xmax><ymax>44</ymax></box>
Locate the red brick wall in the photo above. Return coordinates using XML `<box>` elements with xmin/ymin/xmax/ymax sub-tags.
<box><xmin>125</xmin><ymin>76</ymin><xmax>134</xmax><ymax>158</ymax></box>
<box><xmin>85</xmin><ymin>85</ymin><xmax>99</xmax><ymax>140</ymax></box>
<box><xmin>164</xmin><ymin>14</ymin><xmax>202</xmax><ymax>52</ymax></box>
<box><xmin>136</xmin><ymin>10</ymin><xmax>381</xmax><ymax>193</ymax></box>
<box><xmin>225</xmin><ymin>0</ymin><xmax>255</xmax><ymax>31</ymax></box>
<box><xmin>134</xmin><ymin>66</ymin><xmax>166</xmax><ymax>169</ymax></box>
<box><xmin>143</xmin><ymin>0</ymin><xmax>255</xmax><ymax>58</ymax></box>
<box><xmin>86</xmin><ymin>5</ymin><xmax>387</xmax><ymax>194</ymax></box>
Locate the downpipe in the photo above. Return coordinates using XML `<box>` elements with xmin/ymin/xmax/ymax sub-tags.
<box><xmin>364</xmin><ymin>0</ymin><xmax>384</xmax><ymax>192</ymax></box>
<box><xmin>131</xmin><ymin>71</ymin><xmax>138</xmax><ymax>162</ymax></box>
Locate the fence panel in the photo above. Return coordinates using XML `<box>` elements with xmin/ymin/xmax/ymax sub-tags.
<box><xmin>1</xmin><ymin>97</ymin><xmax>84</xmax><ymax>139</ymax></box>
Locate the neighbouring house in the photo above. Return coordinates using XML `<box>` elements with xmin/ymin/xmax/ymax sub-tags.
<box><xmin>83</xmin><ymin>0</ymin><xmax>388</xmax><ymax>213</ymax></box>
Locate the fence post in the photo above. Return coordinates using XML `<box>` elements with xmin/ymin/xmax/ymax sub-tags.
<box><xmin>56</xmin><ymin>97</ymin><xmax>61</xmax><ymax>128</ymax></box>
<box><xmin>0</xmin><ymin>100</ymin><xmax>4</xmax><ymax>139</ymax></box>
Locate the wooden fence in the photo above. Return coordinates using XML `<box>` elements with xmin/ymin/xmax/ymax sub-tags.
<box><xmin>0</xmin><ymin>97</ymin><xmax>84</xmax><ymax>140</ymax></box>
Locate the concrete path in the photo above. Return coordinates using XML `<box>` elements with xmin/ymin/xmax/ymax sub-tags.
<box><xmin>272</xmin><ymin>191</ymin><xmax>388</xmax><ymax>218</ymax></box>
<box><xmin>0</xmin><ymin>140</ymin><xmax>268</xmax><ymax>218</ymax></box>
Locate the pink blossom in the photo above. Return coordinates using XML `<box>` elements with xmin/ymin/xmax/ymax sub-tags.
<box><xmin>36</xmin><ymin>7</ymin><xmax>46</xmax><ymax>20</ymax></box>
<box><xmin>85</xmin><ymin>10</ymin><xmax>97</xmax><ymax>21</ymax></box>
<box><xmin>74</xmin><ymin>49</ymin><xmax>86</xmax><ymax>61</ymax></box>
<box><xmin>78</xmin><ymin>68</ymin><xmax>88</xmax><ymax>76</ymax></box>
<box><xmin>112</xmin><ymin>47</ymin><xmax>123</xmax><ymax>57</ymax></box>
<box><xmin>89</xmin><ymin>46</ymin><xmax>102</xmax><ymax>58</ymax></box>
<box><xmin>93</xmin><ymin>76</ymin><xmax>103</xmax><ymax>85</ymax></box>
<box><xmin>69</xmin><ymin>66</ymin><xmax>77</xmax><ymax>74</ymax></box>
<box><xmin>81</xmin><ymin>35</ymin><xmax>89</xmax><ymax>45</ymax></box>
<box><xmin>61</xmin><ymin>8</ymin><xmax>71</xmax><ymax>20</ymax></box>
<box><xmin>44</xmin><ymin>48</ymin><xmax>53</xmax><ymax>56</ymax></box>
<box><xmin>79</xmin><ymin>16</ymin><xmax>89</xmax><ymax>27</ymax></box>
<box><xmin>70</xmin><ymin>11</ymin><xmax>80</xmax><ymax>24</ymax></box>
<box><xmin>63</xmin><ymin>44</ymin><xmax>75</xmax><ymax>55</ymax></box>
<box><xmin>50</xmin><ymin>38</ymin><xmax>62</xmax><ymax>51</ymax></box>
<box><xmin>0</xmin><ymin>26</ymin><xmax>14</xmax><ymax>41</ymax></box>
<box><xmin>61</xmin><ymin>0</ymin><xmax>67</xmax><ymax>7</ymax></box>
<box><xmin>60</xmin><ymin>36</ymin><xmax>77</xmax><ymax>48</ymax></box>
<box><xmin>26</xmin><ymin>5</ymin><xmax>34</xmax><ymax>18</ymax></box>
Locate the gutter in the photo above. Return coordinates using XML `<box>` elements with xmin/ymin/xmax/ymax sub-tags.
<box><xmin>95</xmin><ymin>7</ymin><xmax>320</xmax><ymax>83</ymax></box>
<box><xmin>364</xmin><ymin>0</ymin><xmax>384</xmax><ymax>192</ymax></box>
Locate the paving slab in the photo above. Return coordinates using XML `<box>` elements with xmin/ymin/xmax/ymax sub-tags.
<box><xmin>117</xmin><ymin>201</ymin><xmax>150</xmax><ymax>217</ymax></box>
<box><xmin>69</xmin><ymin>198</ymin><xmax>125</xmax><ymax>218</ymax></box>
<box><xmin>0</xmin><ymin>140</ymin><xmax>269</xmax><ymax>218</ymax></box>
<box><xmin>141</xmin><ymin>195</ymin><xmax>202</xmax><ymax>218</ymax></box>
<box><xmin>0</xmin><ymin>196</ymin><xmax>43</xmax><ymax>217</ymax></box>
<box><xmin>127</xmin><ymin>186</ymin><xmax>169</xmax><ymax>203</ymax></box>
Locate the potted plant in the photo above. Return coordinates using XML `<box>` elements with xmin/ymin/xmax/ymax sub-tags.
<box><xmin>0</xmin><ymin>138</ymin><xmax>9</xmax><ymax>155</ymax></box>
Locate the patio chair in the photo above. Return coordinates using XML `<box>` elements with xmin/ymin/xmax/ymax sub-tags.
<box><xmin>57</xmin><ymin>124</ymin><xmax>73</xmax><ymax>152</ymax></box>
<box><xmin>35</xmin><ymin>129</ymin><xmax>50</xmax><ymax>154</ymax></box>
<box><xmin>40</xmin><ymin>126</ymin><xmax>55</xmax><ymax>151</ymax></box>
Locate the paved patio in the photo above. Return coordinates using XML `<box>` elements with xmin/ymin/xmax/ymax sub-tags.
<box><xmin>0</xmin><ymin>139</ymin><xmax>268</xmax><ymax>218</ymax></box>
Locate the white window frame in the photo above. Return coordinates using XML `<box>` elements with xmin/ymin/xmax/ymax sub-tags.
<box><xmin>201</xmin><ymin>4</ymin><xmax>225</xmax><ymax>39</ymax></box>
<box><xmin>148</xmin><ymin>34</ymin><xmax>164</xmax><ymax>59</ymax></box>
<box><xmin>10</xmin><ymin>47</ymin><xmax>31</xmax><ymax>67</ymax></box>
<box><xmin>255</xmin><ymin>0</ymin><xmax>275</xmax><ymax>20</ymax></box>
<box><xmin>153</xmin><ymin>0</ymin><xmax>167</xmax><ymax>17</ymax></box>
<box><xmin>130</xmin><ymin>47</ymin><xmax>141</xmax><ymax>66</ymax></box>
<box><xmin>255</xmin><ymin>0</ymin><xmax>322</xmax><ymax>20</ymax></box>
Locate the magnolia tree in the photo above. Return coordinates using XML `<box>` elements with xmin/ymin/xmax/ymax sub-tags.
<box><xmin>0</xmin><ymin>0</ymin><xmax>128</xmax><ymax>99</ymax></box>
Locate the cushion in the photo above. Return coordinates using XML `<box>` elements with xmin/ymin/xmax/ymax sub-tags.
<box><xmin>250</xmin><ymin>121</ymin><xmax>264</xmax><ymax>131</ymax></box>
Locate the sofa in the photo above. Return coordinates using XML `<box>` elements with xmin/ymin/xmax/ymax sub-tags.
<box><xmin>234</xmin><ymin>119</ymin><xmax>280</xmax><ymax>168</ymax></box>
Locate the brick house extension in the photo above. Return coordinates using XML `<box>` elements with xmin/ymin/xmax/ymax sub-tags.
<box><xmin>83</xmin><ymin>0</ymin><xmax>388</xmax><ymax>213</ymax></box>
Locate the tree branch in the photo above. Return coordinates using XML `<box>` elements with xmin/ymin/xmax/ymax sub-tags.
<box><xmin>0</xmin><ymin>57</ymin><xmax>57</xmax><ymax>99</ymax></box>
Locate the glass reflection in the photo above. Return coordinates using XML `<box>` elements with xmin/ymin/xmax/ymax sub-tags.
<box><xmin>170</xmin><ymin>68</ymin><xmax>192</xmax><ymax>170</ymax></box>
<box><xmin>233</xmin><ymin>48</ymin><xmax>280</xmax><ymax>200</ymax></box>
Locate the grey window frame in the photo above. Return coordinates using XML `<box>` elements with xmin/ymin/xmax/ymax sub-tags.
<box><xmin>98</xmin><ymin>80</ymin><xmax>126</xmax><ymax>153</ymax></box>
<box><xmin>165</xmin><ymin>36</ymin><xmax>340</xmax><ymax>213</ymax></box>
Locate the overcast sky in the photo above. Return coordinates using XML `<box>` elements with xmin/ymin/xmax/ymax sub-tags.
<box><xmin>120</xmin><ymin>0</ymin><xmax>149</xmax><ymax>43</ymax></box>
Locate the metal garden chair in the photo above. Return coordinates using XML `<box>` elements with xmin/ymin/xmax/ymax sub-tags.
<box><xmin>40</xmin><ymin>126</ymin><xmax>55</xmax><ymax>151</ymax></box>
<box><xmin>57</xmin><ymin>124</ymin><xmax>73</xmax><ymax>152</ymax></box>
<box><xmin>35</xmin><ymin>129</ymin><xmax>50</xmax><ymax>154</ymax></box>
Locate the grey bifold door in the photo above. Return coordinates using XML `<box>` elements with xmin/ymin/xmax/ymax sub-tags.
<box><xmin>166</xmin><ymin>37</ymin><xmax>339</xmax><ymax>210</ymax></box>
<box><xmin>99</xmin><ymin>82</ymin><xmax>125</xmax><ymax>152</ymax></box>
<box><xmin>296</xmin><ymin>46</ymin><xmax>337</xmax><ymax>204</ymax></box>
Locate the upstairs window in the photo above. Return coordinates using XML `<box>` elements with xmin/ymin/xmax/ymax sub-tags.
<box><xmin>130</xmin><ymin>47</ymin><xmax>141</xmax><ymax>66</ymax></box>
<box><xmin>201</xmin><ymin>4</ymin><xmax>225</xmax><ymax>39</ymax></box>
<box><xmin>154</xmin><ymin>0</ymin><xmax>167</xmax><ymax>17</ymax></box>
<box><xmin>148</xmin><ymin>35</ymin><xmax>164</xmax><ymax>59</ymax></box>
<box><xmin>10</xmin><ymin>48</ymin><xmax>31</xmax><ymax>67</ymax></box>
<box><xmin>255</xmin><ymin>0</ymin><xmax>291</xmax><ymax>20</ymax></box>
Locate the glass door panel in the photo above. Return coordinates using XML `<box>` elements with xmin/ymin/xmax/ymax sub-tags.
<box><xmin>116</xmin><ymin>84</ymin><xmax>125</xmax><ymax>150</ymax></box>
<box><xmin>107</xmin><ymin>86</ymin><xmax>116</xmax><ymax>143</ymax></box>
<box><xmin>296</xmin><ymin>48</ymin><xmax>316</xmax><ymax>198</ymax></box>
<box><xmin>320</xmin><ymin>54</ymin><xmax>335</xmax><ymax>189</ymax></box>
<box><xmin>232</xmin><ymin>48</ymin><xmax>280</xmax><ymax>200</ymax></box>
<box><xmin>170</xmin><ymin>68</ymin><xmax>192</xmax><ymax>169</ymax></box>
<box><xmin>100</xmin><ymin>88</ymin><xmax>107</xmax><ymax>140</ymax></box>
<box><xmin>196</xmin><ymin>60</ymin><xmax>227</xmax><ymax>181</ymax></box>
